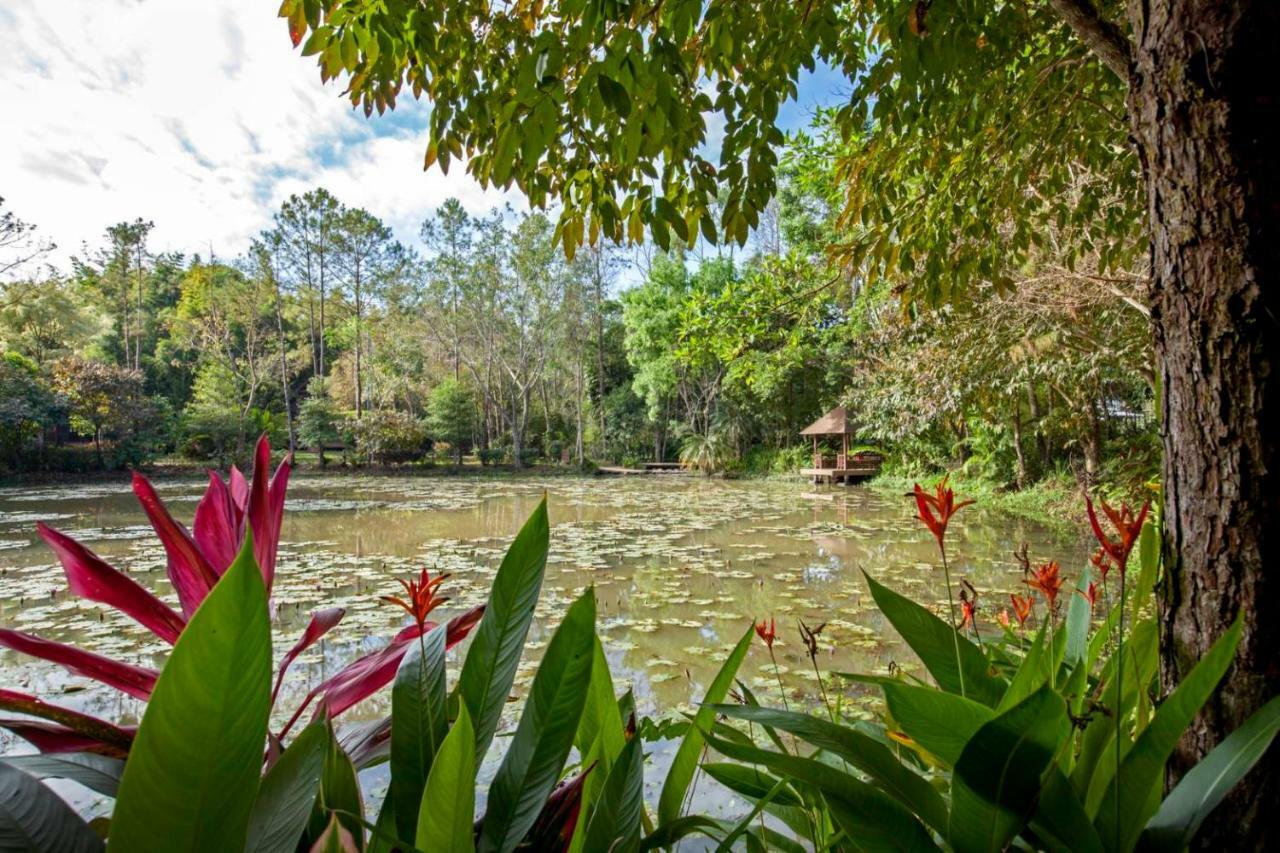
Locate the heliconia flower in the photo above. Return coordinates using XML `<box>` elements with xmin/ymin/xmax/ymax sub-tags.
<box><xmin>960</xmin><ymin>597</ymin><xmax>977</xmax><ymax>628</ymax></box>
<box><xmin>1079</xmin><ymin>581</ymin><xmax>1101</xmax><ymax>608</ymax></box>
<box><xmin>1086</xmin><ymin>497</ymin><xmax>1151</xmax><ymax>575</ymax></box>
<box><xmin>911</xmin><ymin>475</ymin><xmax>975</xmax><ymax>550</ymax></box>
<box><xmin>1010</xmin><ymin>593</ymin><xmax>1034</xmax><ymax>627</ymax></box>
<box><xmin>754</xmin><ymin>616</ymin><xmax>777</xmax><ymax>649</ymax></box>
<box><xmin>997</xmin><ymin>608</ymin><xmax>1011</xmax><ymax>628</ymax></box>
<box><xmin>381</xmin><ymin>568</ymin><xmax>451</xmax><ymax>633</ymax></box>
<box><xmin>1024</xmin><ymin>561</ymin><xmax>1065</xmax><ymax>611</ymax></box>
<box><xmin>1090</xmin><ymin>547</ymin><xmax>1113</xmax><ymax>582</ymax></box>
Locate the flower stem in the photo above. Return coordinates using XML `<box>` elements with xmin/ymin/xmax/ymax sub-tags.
<box><xmin>940</xmin><ymin>544</ymin><xmax>967</xmax><ymax>699</ymax></box>
<box><xmin>768</xmin><ymin>647</ymin><xmax>790</xmax><ymax>713</ymax></box>
<box><xmin>1114</xmin><ymin>570</ymin><xmax>1127</xmax><ymax>853</ymax></box>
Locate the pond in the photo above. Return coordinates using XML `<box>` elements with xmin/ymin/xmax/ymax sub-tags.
<box><xmin>0</xmin><ymin>472</ymin><xmax>1088</xmax><ymax>820</ymax></box>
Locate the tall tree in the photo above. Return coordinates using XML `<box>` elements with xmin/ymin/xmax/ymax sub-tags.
<box><xmin>334</xmin><ymin>207</ymin><xmax>404</xmax><ymax>418</ymax></box>
<box><xmin>275</xmin><ymin>189</ymin><xmax>341</xmax><ymax>379</ymax></box>
<box><xmin>286</xmin><ymin>4</ymin><xmax>1279</xmax><ymax>841</ymax></box>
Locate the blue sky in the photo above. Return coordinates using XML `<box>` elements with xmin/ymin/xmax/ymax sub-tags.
<box><xmin>0</xmin><ymin>0</ymin><xmax>845</xmax><ymax>274</ymax></box>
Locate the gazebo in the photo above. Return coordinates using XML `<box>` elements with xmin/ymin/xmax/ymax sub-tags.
<box><xmin>799</xmin><ymin>406</ymin><xmax>883</xmax><ymax>484</ymax></box>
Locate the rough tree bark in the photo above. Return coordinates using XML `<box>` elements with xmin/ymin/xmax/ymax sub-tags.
<box><xmin>1127</xmin><ymin>2</ymin><xmax>1279</xmax><ymax>846</ymax></box>
<box><xmin>1053</xmin><ymin>1</ymin><xmax>1278</xmax><ymax>847</ymax></box>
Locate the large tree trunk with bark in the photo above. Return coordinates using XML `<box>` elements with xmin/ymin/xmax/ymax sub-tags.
<box><xmin>1126</xmin><ymin>1</ymin><xmax>1279</xmax><ymax>846</ymax></box>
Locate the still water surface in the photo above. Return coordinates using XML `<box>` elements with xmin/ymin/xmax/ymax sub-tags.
<box><xmin>0</xmin><ymin>473</ymin><xmax>1087</xmax><ymax>817</ymax></box>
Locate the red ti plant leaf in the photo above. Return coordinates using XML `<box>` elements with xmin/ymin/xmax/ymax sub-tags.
<box><xmin>248</xmin><ymin>434</ymin><xmax>291</xmax><ymax>591</ymax></box>
<box><xmin>0</xmin><ymin>629</ymin><xmax>158</xmax><ymax>700</ymax></box>
<box><xmin>0</xmin><ymin>719</ymin><xmax>131</xmax><ymax>759</ymax></box>
<box><xmin>193</xmin><ymin>470</ymin><xmax>242</xmax><ymax>576</ymax></box>
<box><xmin>230</xmin><ymin>464</ymin><xmax>250</xmax><ymax>512</ymax></box>
<box><xmin>132</xmin><ymin>472</ymin><xmax>218</xmax><ymax>618</ymax></box>
<box><xmin>271</xmin><ymin>607</ymin><xmax>347</xmax><ymax>708</ymax></box>
<box><xmin>0</xmin><ymin>688</ymin><xmax>135</xmax><ymax>756</ymax></box>
<box><xmin>36</xmin><ymin>522</ymin><xmax>186</xmax><ymax>644</ymax></box>
<box><xmin>279</xmin><ymin>604</ymin><xmax>485</xmax><ymax>737</ymax></box>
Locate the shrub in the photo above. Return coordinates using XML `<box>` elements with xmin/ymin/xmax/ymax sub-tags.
<box><xmin>477</xmin><ymin>447</ymin><xmax>504</xmax><ymax>466</ymax></box>
<box><xmin>345</xmin><ymin>409</ymin><xmax>430</xmax><ymax>465</ymax></box>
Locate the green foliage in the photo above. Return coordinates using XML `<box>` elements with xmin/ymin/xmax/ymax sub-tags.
<box><xmin>346</xmin><ymin>409</ymin><xmax>429</xmax><ymax>465</ymax></box>
<box><xmin>427</xmin><ymin>378</ymin><xmax>477</xmax><ymax>465</ymax></box>
<box><xmin>110</xmin><ymin>536</ymin><xmax>272</xmax><ymax>852</ymax></box>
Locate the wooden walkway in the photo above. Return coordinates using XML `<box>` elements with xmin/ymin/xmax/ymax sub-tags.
<box><xmin>597</xmin><ymin>464</ymin><xmax>688</xmax><ymax>476</ymax></box>
<box><xmin>801</xmin><ymin>461</ymin><xmax>882</xmax><ymax>484</ymax></box>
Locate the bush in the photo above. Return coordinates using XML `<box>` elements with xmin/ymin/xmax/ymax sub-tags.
<box><xmin>477</xmin><ymin>447</ymin><xmax>504</xmax><ymax>466</ymax></box>
<box><xmin>345</xmin><ymin>409</ymin><xmax>430</xmax><ymax>465</ymax></box>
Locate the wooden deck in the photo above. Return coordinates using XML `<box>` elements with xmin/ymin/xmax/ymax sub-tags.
<box><xmin>597</xmin><ymin>464</ymin><xmax>688</xmax><ymax>476</ymax></box>
<box><xmin>801</xmin><ymin>461</ymin><xmax>882</xmax><ymax>484</ymax></box>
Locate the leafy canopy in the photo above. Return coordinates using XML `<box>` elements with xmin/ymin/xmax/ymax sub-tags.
<box><xmin>283</xmin><ymin>0</ymin><xmax>1141</xmax><ymax>302</ymax></box>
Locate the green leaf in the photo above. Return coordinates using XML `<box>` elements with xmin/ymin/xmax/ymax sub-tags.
<box><xmin>0</xmin><ymin>761</ymin><xmax>102</xmax><ymax>853</ymax></box>
<box><xmin>997</xmin><ymin>617</ymin><xmax>1052</xmax><ymax>713</ymax></box>
<box><xmin>864</xmin><ymin>571</ymin><xmax>1004</xmax><ymax>707</ymax></box>
<box><xmin>459</xmin><ymin>499</ymin><xmax>550</xmax><ymax>763</ymax></box>
<box><xmin>478</xmin><ymin>587</ymin><xmax>597</xmax><ymax>853</ymax></box>
<box><xmin>569</xmin><ymin>638</ymin><xmax>626</xmax><ymax>853</ymax></box>
<box><xmin>416</xmin><ymin>704</ymin><xmax>476</xmax><ymax>853</ymax></box>
<box><xmin>110</xmin><ymin>534</ymin><xmax>273</xmax><ymax>853</ymax></box>
<box><xmin>1094</xmin><ymin>615</ymin><xmax>1243</xmax><ymax>853</ymax></box>
<box><xmin>1029</xmin><ymin>769</ymin><xmax>1104</xmax><ymax>853</ymax></box>
<box><xmin>582</xmin><ymin>737</ymin><xmax>645</xmax><ymax>853</ymax></box>
<box><xmin>701</xmin><ymin>762</ymin><xmax>802</xmax><ymax>808</ymax></box>
<box><xmin>0</xmin><ymin>753</ymin><xmax>122</xmax><ymax>798</ymax></box>
<box><xmin>1138</xmin><ymin>695</ymin><xmax>1280</xmax><ymax>851</ymax></box>
<box><xmin>657</xmin><ymin>622</ymin><xmax>754</xmax><ymax>825</ymax></box>
<box><xmin>883</xmin><ymin>682</ymin><xmax>994</xmax><ymax>766</ymax></box>
<box><xmin>391</xmin><ymin>624</ymin><xmax>448</xmax><ymax>841</ymax></box>
<box><xmin>312</xmin><ymin>720</ymin><xmax>365</xmax><ymax>850</ymax></box>
<box><xmin>949</xmin><ymin>685</ymin><xmax>1067</xmax><ymax>853</ymax></box>
<box><xmin>713</xmin><ymin>704</ymin><xmax>947</xmax><ymax>834</ymax></box>
<box><xmin>703</xmin><ymin>731</ymin><xmax>938</xmax><ymax>853</ymax></box>
<box><xmin>1064</xmin><ymin>566</ymin><xmax>1094</xmax><ymax>668</ymax></box>
<box><xmin>246</xmin><ymin>721</ymin><xmax>328</xmax><ymax>853</ymax></box>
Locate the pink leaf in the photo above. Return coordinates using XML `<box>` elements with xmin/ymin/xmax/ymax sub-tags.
<box><xmin>0</xmin><ymin>629</ymin><xmax>158</xmax><ymax>700</ymax></box>
<box><xmin>272</xmin><ymin>607</ymin><xmax>346</xmax><ymax>708</ymax></box>
<box><xmin>248</xmin><ymin>434</ymin><xmax>291</xmax><ymax>591</ymax></box>
<box><xmin>36</xmin><ymin>522</ymin><xmax>186</xmax><ymax>644</ymax></box>
<box><xmin>279</xmin><ymin>604</ymin><xmax>484</xmax><ymax>736</ymax></box>
<box><xmin>132</xmin><ymin>472</ymin><xmax>218</xmax><ymax>618</ymax></box>
<box><xmin>193</xmin><ymin>470</ymin><xmax>242</xmax><ymax>576</ymax></box>
<box><xmin>0</xmin><ymin>688</ymin><xmax>135</xmax><ymax>755</ymax></box>
<box><xmin>230</xmin><ymin>465</ymin><xmax>249</xmax><ymax>512</ymax></box>
<box><xmin>0</xmin><ymin>719</ymin><xmax>131</xmax><ymax>759</ymax></box>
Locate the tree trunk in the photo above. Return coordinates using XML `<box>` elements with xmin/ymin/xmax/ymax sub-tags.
<box><xmin>1011</xmin><ymin>405</ymin><xmax>1027</xmax><ymax>490</ymax></box>
<box><xmin>274</xmin><ymin>283</ymin><xmax>296</xmax><ymax>454</ymax></box>
<box><xmin>1126</xmin><ymin>3</ymin><xmax>1279</xmax><ymax>846</ymax></box>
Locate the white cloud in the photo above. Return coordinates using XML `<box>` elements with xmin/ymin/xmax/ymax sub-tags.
<box><xmin>0</xmin><ymin>0</ymin><xmax>510</xmax><ymax>271</ymax></box>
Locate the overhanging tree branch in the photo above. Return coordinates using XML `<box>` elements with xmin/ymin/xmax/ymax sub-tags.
<box><xmin>1046</xmin><ymin>0</ymin><xmax>1133</xmax><ymax>81</ymax></box>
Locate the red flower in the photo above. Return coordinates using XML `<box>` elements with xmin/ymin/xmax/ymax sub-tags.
<box><xmin>1086</xmin><ymin>497</ymin><xmax>1151</xmax><ymax>575</ymax></box>
<box><xmin>1089</xmin><ymin>547</ymin><xmax>1113</xmax><ymax>582</ymax></box>
<box><xmin>754</xmin><ymin>616</ymin><xmax>777</xmax><ymax>649</ymax></box>
<box><xmin>382</xmin><ymin>568</ymin><xmax>451</xmax><ymax>632</ymax></box>
<box><xmin>911</xmin><ymin>475</ymin><xmax>975</xmax><ymax>550</ymax></box>
<box><xmin>960</xmin><ymin>597</ymin><xmax>977</xmax><ymax>629</ymax></box>
<box><xmin>1079</xmin><ymin>581</ymin><xmax>1101</xmax><ymax>608</ymax></box>
<box><xmin>1024</xmin><ymin>562</ymin><xmax>1064</xmax><ymax>611</ymax></box>
<box><xmin>1009</xmin><ymin>593</ymin><xmax>1034</xmax><ymax>627</ymax></box>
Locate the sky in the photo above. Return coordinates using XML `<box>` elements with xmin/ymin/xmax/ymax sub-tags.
<box><xmin>0</xmin><ymin>0</ymin><xmax>846</xmax><ymax>274</ymax></box>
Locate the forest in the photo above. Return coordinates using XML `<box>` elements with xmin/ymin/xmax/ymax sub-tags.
<box><xmin>0</xmin><ymin>120</ymin><xmax>1155</xmax><ymax>496</ymax></box>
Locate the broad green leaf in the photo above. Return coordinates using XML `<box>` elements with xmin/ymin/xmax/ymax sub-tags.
<box><xmin>640</xmin><ymin>815</ymin><xmax>730</xmax><ymax>850</ymax></box>
<box><xmin>110</xmin><ymin>535</ymin><xmax>272</xmax><ymax>853</ymax></box>
<box><xmin>313</xmin><ymin>813</ymin><xmax>359</xmax><ymax>853</ymax></box>
<box><xmin>714</xmin><ymin>704</ymin><xmax>947</xmax><ymax>835</ymax></box>
<box><xmin>1064</xmin><ymin>566</ymin><xmax>1094</xmax><ymax>667</ymax></box>
<box><xmin>0</xmin><ymin>753</ymin><xmax>122</xmax><ymax>798</ymax></box>
<box><xmin>569</xmin><ymin>638</ymin><xmax>626</xmax><ymax>853</ymax></box>
<box><xmin>478</xmin><ymin>587</ymin><xmax>596</xmax><ymax>853</ymax></box>
<box><xmin>657</xmin><ymin>622</ymin><xmax>754</xmax><ymax>825</ymax></box>
<box><xmin>1131</xmin><ymin>520</ymin><xmax>1160</xmax><ymax>620</ymax></box>
<box><xmin>715</xmin><ymin>775</ymin><xmax>790</xmax><ymax>852</ymax></box>
<box><xmin>702</xmin><ymin>762</ymin><xmax>803</xmax><ymax>808</ymax></box>
<box><xmin>704</xmin><ymin>730</ymin><xmax>938</xmax><ymax>853</ymax></box>
<box><xmin>1094</xmin><ymin>615</ymin><xmax>1243</xmax><ymax>853</ymax></box>
<box><xmin>864</xmin><ymin>571</ymin><xmax>1004</xmax><ymax>707</ymax></box>
<box><xmin>416</xmin><ymin>704</ymin><xmax>476</xmax><ymax>853</ymax></box>
<box><xmin>391</xmin><ymin>624</ymin><xmax>448</xmax><ymax>842</ymax></box>
<box><xmin>883</xmin><ymin>682</ymin><xmax>994</xmax><ymax>766</ymax></box>
<box><xmin>997</xmin><ymin>617</ymin><xmax>1052</xmax><ymax>713</ymax></box>
<box><xmin>1138</xmin><ymin>695</ymin><xmax>1280</xmax><ymax>851</ymax></box>
<box><xmin>582</xmin><ymin>737</ymin><xmax>645</xmax><ymax>853</ymax></box>
<box><xmin>949</xmin><ymin>685</ymin><xmax>1066</xmax><ymax>853</ymax></box>
<box><xmin>311</xmin><ymin>720</ymin><xmax>365</xmax><ymax>850</ymax></box>
<box><xmin>246</xmin><ymin>721</ymin><xmax>327</xmax><ymax>853</ymax></box>
<box><xmin>1029</xmin><ymin>769</ymin><xmax>1104</xmax><ymax>853</ymax></box>
<box><xmin>459</xmin><ymin>499</ymin><xmax>550</xmax><ymax>762</ymax></box>
<box><xmin>0</xmin><ymin>761</ymin><xmax>102</xmax><ymax>853</ymax></box>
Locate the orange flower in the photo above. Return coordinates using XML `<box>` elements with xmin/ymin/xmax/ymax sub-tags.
<box><xmin>754</xmin><ymin>616</ymin><xmax>777</xmax><ymax>649</ymax></box>
<box><xmin>381</xmin><ymin>568</ymin><xmax>450</xmax><ymax>632</ymax></box>
<box><xmin>1024</xmin><ymin>562</ymin><xmax>1064</xmax><ymax>611</ymax></box>
<box><xmin>1009</xmin><ymin>593</ymin><xmax>1034</xmax><ymax>627</ymax></box>
<box><xmin>1090</xmin><ymin>547</ymin><xmax>1113</xmax><ymax>582</ymax></box>
<box><xmin>997</xmin><ymin>608</ymin><xmax>1011</xmax><ymax>628</ymax></box>
<box><xmin>1079</xmin><ymin>580</ymin><xmax>1101</xmax><ymax>608</ymax></box>
<box><xmin>1086</xmin><ymin>497</ymin><xmax>1150</xmax><ymax>575</ymax></box>
<box><xmin>960</xmin><ymin>597</ymin><xmax>977</xmax><ymax>629</ymax></box>
<box><xmin>911</xmin><ymin>475</ymin><xmax>974</xmax><ymax>550</ymax></box>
